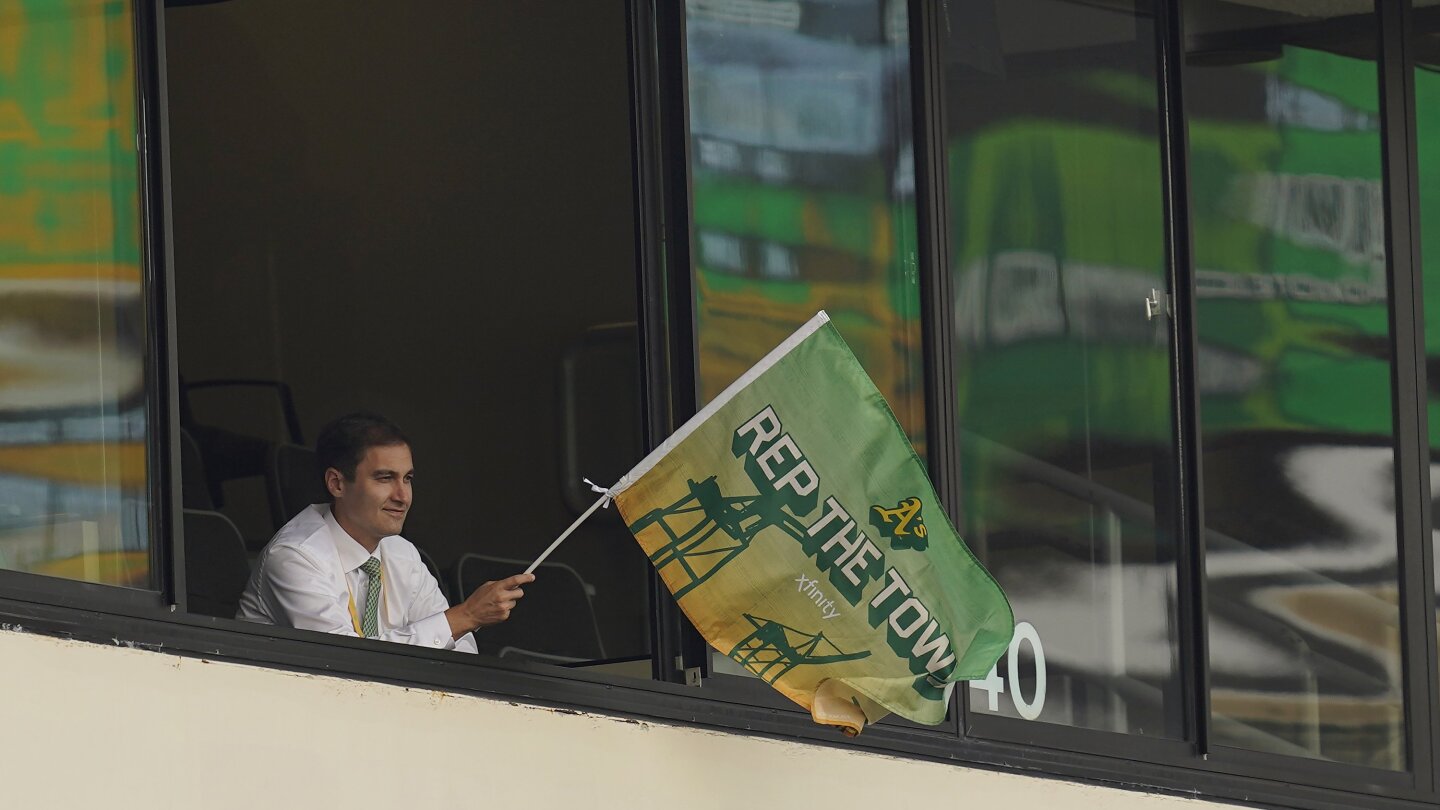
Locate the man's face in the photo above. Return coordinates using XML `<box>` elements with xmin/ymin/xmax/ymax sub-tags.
<box><xmin>328</xmin><ymin>443</ymin><xmax>413</xmax><ymax>544</ymax></box>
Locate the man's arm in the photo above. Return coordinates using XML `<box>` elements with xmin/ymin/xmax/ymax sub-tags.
<box><xmin>445</xmin><ymin>574</ymin><xmax>535</xmax><ymax>640</ymax></box>
<box><xmin>400</xmin><ymin>557</ymin><xmax>480</xmax><ymax>652</ymax></box>
<box><xmin>262</xmin><ymin>545</ymin><xmax>479</xmax><ymax>651</ymax></box>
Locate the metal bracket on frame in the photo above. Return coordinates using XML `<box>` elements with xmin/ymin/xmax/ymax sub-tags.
<box><xmin>677</xmin><ymin>655</ymin><xmax>703</xmax><ymax>687</ymax></box>
<box><xmin>1145</xmin><ymin>288</ymin><xmax>1173</xmax><ymax>321</ymax></box>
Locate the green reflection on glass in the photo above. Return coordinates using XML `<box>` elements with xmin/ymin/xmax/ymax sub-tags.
<box><xmin>1190</xmin><ymin>38</ymin><xmax>1404</xmax><ymax>768</ymax></box>
<box><xmin>946</xmin><ymin>3</ymin><xmax>1180</xmax><ymax>737</ymax></box>
<box><xmin>0</xmin><ymin>0</ymin><xmax>150</xmax><ymax>588</ymax></box>
<box><xmin>685</xmin><ymin>0</ymin><xmax>925</xmax><ymax>448</ymax></box>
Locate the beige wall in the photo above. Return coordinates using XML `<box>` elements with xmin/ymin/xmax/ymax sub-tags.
<box><xmin>0</xmin><ymin>629</ymin><xmax>1239</xmax><ymax>810</ymax></box>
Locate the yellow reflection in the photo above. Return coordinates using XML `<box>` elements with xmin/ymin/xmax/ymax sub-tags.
<box><xmin>0</xmin><ymin>442</ymin><xmax>145</xmax><ymax>489</ymax></box>
<box><xmin>32</xmin><ymin>551</ymin><xmax>149</xmax><ymax>588</ymax></box>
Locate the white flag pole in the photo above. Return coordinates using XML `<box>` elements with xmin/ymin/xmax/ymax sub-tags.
<box><xmin>524</xmin><ymin>480</ymin><xmax>617</xmax><ymax>575</ymax></box>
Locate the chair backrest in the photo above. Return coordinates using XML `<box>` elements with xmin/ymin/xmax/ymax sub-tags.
<box><xmin>183</xmin><ymin>508</ymin><xmax>251</xmax><ymax>619</ymax></box>
<box><xmin>179</xmin><ymin>428</ymin><xmax>214</xmax><ymax>510</ymax></box>
<box><xmin>266</xmin><ymin>443</ymin><xmax>328</xmax><ymax>531</ymax></box>
<box><xmin>415</xmin><ymin>546</ymin><xmax>450</xmax><ymax>604</ymax></box>
<box><xmin>454</xmin><ymin>554</ymin><xmax>606</xmax><ymax>660</ymax></box>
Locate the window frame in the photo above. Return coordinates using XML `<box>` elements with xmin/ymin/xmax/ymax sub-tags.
<box><xmin>1385</xmin><ymin>0</ymin><xmax>1440</xmax><ymax>797</ymax></box>
<box><xmin>146</xmin><ymin>0</ymin><xmax>188</xmax><ymax>616</ymax></box>
<box><xmin>0</xmin><ymin>3</ymin><xmax>1438</xmax><ymax>810</ymax></box>
<box><xmin>923</xmin><ymin>0</ymin><xmax>1440</xmax><ymax>803</ymax></box>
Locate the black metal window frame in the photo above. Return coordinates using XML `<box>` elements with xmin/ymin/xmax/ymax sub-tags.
<box><xmin>905</xmin><ymin>0</ymin><xmax>1440</xmax><ymax>806</ymax></box>
<box><xmin>0</xmin><ymin>2</ymin><xmax>1437</xmax><ymax>810</ymax></box>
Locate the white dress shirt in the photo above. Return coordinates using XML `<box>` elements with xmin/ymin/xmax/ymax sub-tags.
<box><xmin>237</xmin><ymin>504</ymin><xmax>477</xmax><ymax>653</ymax></box>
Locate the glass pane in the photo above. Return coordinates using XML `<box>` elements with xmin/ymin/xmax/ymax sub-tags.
<box><xmin>166</xmin><ymin>0</ymin><xmax>652</xmax><ymax>674</ymax></box>
<box><xmin>1184</xmin><ymin>0</ymin><xmax>1404</xmax><ymax>768</ymax></box>
<box><xmin>1412</xmin><ymin>0</ymin><xmax>1440</xmax><ymax>756</ymax></box>
<box><xmin>684</xmin><ymin>0</ymin><xmax>924</xmax><ymax>696</ymax></box>
<box><xmin>946</xmin><ymin>1</ymin><xmax>1182</xmax><ymax>736</ymax></box>
<box><xmin>0</xmin><ymin>1</ymin><xmax>151</xmax><ymax>588</ymax></box>
<box><xmin>686</xmin><ymin>0</ymin><xmax>924</xmax><ymax>444</ymax></box>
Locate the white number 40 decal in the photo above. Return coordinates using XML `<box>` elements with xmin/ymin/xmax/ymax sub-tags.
<box><xmin>969</xmin><ymin>621</ymin><xmax>1046</xmax><ymax>720</ymax></box>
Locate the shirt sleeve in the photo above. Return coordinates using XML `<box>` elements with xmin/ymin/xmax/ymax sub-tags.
<box><xmin>259</xmin><ymin>545</ymin><xmax>474</xmax><ymax>653</ymax></box>
<box><xmin>391</xmin><ymin>557</ymin><xmax>477</xmax><ymax>654</ymax></box>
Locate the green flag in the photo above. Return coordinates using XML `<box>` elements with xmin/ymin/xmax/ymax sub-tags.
<box><xmin>607</xmin><ymin>311</ymin><xmax>1012</xmax><ymax>734</ymax></box>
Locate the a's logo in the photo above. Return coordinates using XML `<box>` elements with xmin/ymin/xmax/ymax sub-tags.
<box><xmin>869</xmin><ymin>497</ymin><xmax>928</xmax><ymax>551</ymax></box>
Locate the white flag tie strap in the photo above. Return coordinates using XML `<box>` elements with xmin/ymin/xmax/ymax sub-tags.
<box><xmin>583</xmin><ymin>477</ymin><xmax>617</xmax><ymax>508</ymax></box>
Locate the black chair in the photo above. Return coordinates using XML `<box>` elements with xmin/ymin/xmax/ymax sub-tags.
<box><xmin>416</xmin><ymin>546</ymin><xmax>450</xmax><ymax>604</ymax></box>
<box><xmin>265</xmin><ymin>443</ymin><xmax>328</xmax><ymax>532</ymax></box>
<box><xmin>453</xmin><ymin>554</ymin><xmax>605</xmax><ymax>661</ymax></box>
<box><xmin>183</xmin><ymin>508</ymin><xmax>251</xmax><ymax>619</ymax></box>
<box><xmin>180</xmin><ymin>377</ymin><xmax>304</xmax><ymax>509</ymax></box>
<box><xmin>179</xmin><ymin>428</ymin><xmax>214</xmax><ymax>510</ymax></box>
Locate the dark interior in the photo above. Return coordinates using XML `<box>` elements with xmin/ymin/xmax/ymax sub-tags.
<box><xmin>164</xmin><ymin>0</ymin><xmax>652</xmax><ymax>665</ymax></box>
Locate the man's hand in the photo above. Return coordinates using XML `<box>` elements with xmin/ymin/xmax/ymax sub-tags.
<box><xmin>446</xmin><ymin>573</ymin><xmax>535</xmax><ymax>639</ymax></box>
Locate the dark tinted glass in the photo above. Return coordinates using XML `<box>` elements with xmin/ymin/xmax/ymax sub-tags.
<box><xmin>944</xmin><ymin>0</ymin><xmax>1182</xmax><ymax>735</ymax></box>
<box><xmin>1184</xmin><ymin>0</ymin><xmax>1405</xmax><ymax>768</ymax></box>
<box><xmin>0</xmin><ymin>0</ymin><xmax>151</xmax><ymax>588</ymax></box>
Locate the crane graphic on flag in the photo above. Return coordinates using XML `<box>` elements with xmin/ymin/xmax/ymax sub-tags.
<box><xmin>628</xmin><ymin>476</ymin><xmax>807</xmax><ymax>599</ymax></box>
<box><xmin>727</xmin><ymin>614</ymin><xmax>870</xmax><ymax>683</ymax></box>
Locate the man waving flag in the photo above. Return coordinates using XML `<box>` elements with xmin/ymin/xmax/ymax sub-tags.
<box><xmin>542</xmin><ymin>312</ymin><xmax>1012</xmax><ymax>735</ymax></box>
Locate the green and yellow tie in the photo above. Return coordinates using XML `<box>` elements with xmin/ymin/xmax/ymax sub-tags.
<box><xmin>360</xmin><ymin>557</ymin><xmax>382</xmax><ymax>638</ymax></box>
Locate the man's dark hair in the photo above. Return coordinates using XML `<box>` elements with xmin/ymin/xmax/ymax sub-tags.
<box><xmin>315</xmin><ymin>412</ymin><xmax>411</xmax><ymax>484</ymax></box>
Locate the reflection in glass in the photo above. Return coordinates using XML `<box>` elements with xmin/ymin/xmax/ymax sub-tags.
<box><xmin>686</xmin><ymin>0</ymin><xmax>924</xmax><ymax>444</ymax></box>
<box><xmin>1186</xmin><ymin>0</ymin><xmax>1404</xmax><ymax>768</ymax></box>
<box><xmin>946</xmin><ymin>1</ymin><xmax>1181</xmax><ymax>736</ymax></box>
<box><xmin>0</xmin><ymin>1</ymin><xmax>150</xmax><ymax>587</ymax></box>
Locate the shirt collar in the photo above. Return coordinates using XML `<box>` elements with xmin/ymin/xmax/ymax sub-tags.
<box><xmin>322</xmin><ymin>504</ymin><xmax>379</xmax><ymax>574</ymax></box>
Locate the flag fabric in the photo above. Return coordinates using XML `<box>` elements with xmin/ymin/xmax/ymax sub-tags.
<box><xmin>605</xmin><ymin>311</ymin><xmax>1013</xmax><ymax>734</ymax></box>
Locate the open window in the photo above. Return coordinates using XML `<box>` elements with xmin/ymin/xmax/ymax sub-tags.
<box><xmin>164</xmin><ymin>0</ymin><xmax>656</xmax><ymax>677</ymax></box>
